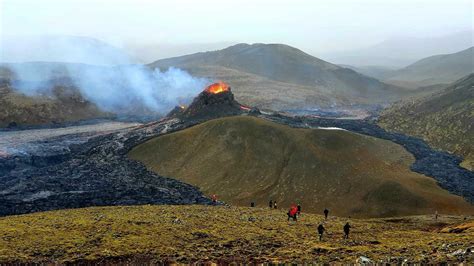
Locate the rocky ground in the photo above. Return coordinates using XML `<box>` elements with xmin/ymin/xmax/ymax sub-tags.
<box><xmin>0</xmin><ymin>205</ymin><xmax>472</xmax><ymax>264</ymax></box>
<box><xmin>0</xmin><ymin>118</ymin><xmax>211</xmax><ymax>216</ymax></box>
<box><xmin>0</xmin><ymin>111</ymin><xmax>472</xmax><ymax>216</ymax></box>
<box><xmin>0</xmin><ymin>121</ymin><xmax>139</xmax><ymax>156</ymax></box>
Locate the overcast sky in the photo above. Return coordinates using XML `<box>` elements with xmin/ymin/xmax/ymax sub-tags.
<box><xmin>1</xmin><ymin>0</ymin><xmax>472</xmax><ymax>54</ymax></box>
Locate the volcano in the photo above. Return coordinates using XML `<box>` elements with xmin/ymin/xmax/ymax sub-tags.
<box><xmin>170</xmin><ymin>82</ymin><xmax>244</xmax><ymax>121</ymax></box>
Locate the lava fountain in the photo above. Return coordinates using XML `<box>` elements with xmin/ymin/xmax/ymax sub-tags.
<box><xmin>204</xmin><ymin>82</ymin><xmax>230</xmax><ymax>94</ymax></box>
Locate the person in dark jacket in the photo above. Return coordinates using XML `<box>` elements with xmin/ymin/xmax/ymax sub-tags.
<box><xmin>269</xmin><ymin>200</ymin><xmax>273</xmax><ymax>209</ymax></box>
<box><xmin>343</xmin><ymin>222</ymin><xmax>351</xmax><ymax>239</ymax></box>
<box><xmin>323</xmin><ymin>208</ymin><xmax>329</xmax><ymax>220</ymax></box>
<box><xmin>317</xmin><ymin>223</ymin><xmax>325</xmax><ymax>241</ymax></box>
<box><xmin>274</xmin><ymin>201</ymin><xmax>278</xmax><ymax>209</ymax></box>
<box><xmin>251</xmin><ymin>202</ymin><xmax>255</xmax><ymax>207</ymax></box>
<box><xmin>297</xmin><ymin>204</ymin><xmax>301</xmax><ymax>216</ymax></box>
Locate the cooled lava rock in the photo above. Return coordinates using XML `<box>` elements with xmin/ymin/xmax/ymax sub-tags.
<box><xmin>166</xmin><ymin>105</ymin><xmax>186</xmax><ymax>118</ymax></box>
<box><xmin>177</xmin><ymin>82</ymin><xmax>244</xmax><ymax>121</ymax></box>
<box><xmin>249</xmin><ymin>107</ymin><xmax>262</xmax><ymax>115</ymax></box>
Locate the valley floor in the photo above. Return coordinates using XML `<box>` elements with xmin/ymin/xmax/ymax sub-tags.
<box><xmin>0</xmin><ymin>205</ymin><xmax>473</xmax><ymax>264</ymax></box>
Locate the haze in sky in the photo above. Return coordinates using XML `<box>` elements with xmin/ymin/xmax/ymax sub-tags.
<box><xmin>1</xmin><ymin>0</ymin><xmax>472</xmax><ymax>62</ymax></box>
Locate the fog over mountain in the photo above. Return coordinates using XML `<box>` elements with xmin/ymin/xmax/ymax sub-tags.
<box><xmin>385</xmin><ymin>47</ymin><xmax>474</xmax><ymax>87</ymax></box>
<box><xmin>1</xmin><ymin>35</ymin><xmax>134</xmax><ymax>65</ymax></box>
<box><xmin>126</xmin><ymin>42</ymin><xmax>238</xmax><ymax>63</ymax></box>
<box><xmin>2</xmin><ymin>0</ymin><xmax>472</xmax><ymax>65</ymax></box>
<box><xmin>323</xmin><ymin>30</ymin><xmax>474</xmax><ymax>67</ymax></box>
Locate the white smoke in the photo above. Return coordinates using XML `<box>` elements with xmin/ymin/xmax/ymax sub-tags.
<box><xmin>1</xmin><ymin>35</ymin><xmax>212</xmax><ymax>115</ymax></box>
<box><xmin>6</xmin><ymin>63</ymin><xmax>210</xmax><ymax>114</ymax></box>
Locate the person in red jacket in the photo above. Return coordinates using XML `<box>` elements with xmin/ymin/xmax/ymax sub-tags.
<box><xmin>287</xmin><ymin>204</ymin><xmax>298</xmax><ymax>221</ymax></box>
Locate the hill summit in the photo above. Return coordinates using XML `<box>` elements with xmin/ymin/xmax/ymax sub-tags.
<box><xmin>129</xmin><ymin>116</ymin><xmax>473</xmax><ymax>217</ymax></box>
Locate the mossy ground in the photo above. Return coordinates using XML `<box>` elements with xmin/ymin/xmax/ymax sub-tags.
<box><xmin>0</xmin><ymin>205</ymin><xmax>472</xmax><ymax>264</ymax></box>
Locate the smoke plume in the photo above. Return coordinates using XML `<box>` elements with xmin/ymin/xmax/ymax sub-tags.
<box><xmin>6</xmin><ymin>63</ymin><xmax>210</xmax><ymax>115</ymax></box>
<box><xmin>1</xmin><ymin>35</ymin><xmax>212</xmax><ymax>115</ymax></box>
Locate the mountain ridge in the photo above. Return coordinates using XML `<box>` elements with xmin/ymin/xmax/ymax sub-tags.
<box><xmin>150</xmin><ymin>43</ymin><xmax>407</xmax><ymax>110</ymax></box>
<box><xmin>324</xmin><ymin>30</ymin><xmax>473</xmax><ymax>67</ymax></box>
<box><xmin>385</xmin><ymin>47</ymin><xmax>474</xmax><ymax>87</ymax></box>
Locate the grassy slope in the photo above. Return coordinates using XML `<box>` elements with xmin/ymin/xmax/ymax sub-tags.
<box><xmin>129</xmin><ymin>116</ymin><xmax>472</xmax><ymax>217</ymax></box>
<box><xmin>0</xmin><ymin>85</ymin><xmax>110</xmax><ymax>127</ymax></box>
<box><xmin>0</xmin><ymin>205</ymin><xmax>473</xmax><ymax>263</ymax></box>
<box><xmin>379</xmin><ymin>74</ymin><xmax>474</xmax><ymax>170</ymax></box>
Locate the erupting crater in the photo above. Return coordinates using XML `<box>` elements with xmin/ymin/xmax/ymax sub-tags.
<box><xmin>204</xmin><ymin>81</ymin><xmax>230</xmax><ymax>94</ymax></box>
<box><xmin>168</xmin><ymin>82</ymin><xmax>245</xmax><ymax>120</ymax></box>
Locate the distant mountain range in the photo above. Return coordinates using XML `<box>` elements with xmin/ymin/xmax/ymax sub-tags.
<box><xmin>385</xmin><ymin>47</ymin><xmax>474</xmax><ymax>87</ymax></box>
<box><xmin>324</xmin><ymin>30</ymin><xmax>473</xmax><ymax>67</ymax></box>
<box><xmin>150</xmin><ymin>43</ymin><xmax>408</xmax><ymax>109</ymax></box>
<box><xmin>379</xmin><ymin>74</ymin><xmax>474</xmax><ymax>170</ymax></box>
<box><xmin>344</xmin><ymin>47</ymin><xmax>474</xmax><ymax>88</ymax></box>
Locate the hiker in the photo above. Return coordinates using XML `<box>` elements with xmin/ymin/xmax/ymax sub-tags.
<box><xmin>343</xmin><ymin>222</ymin><xmax>351</xmax><ymax>239</ymax></box>
<box><xmin>435</xmin><ymin>210</ymin><xmax>439</xmax><ymax>220</ymax></box>
<box><xmin>297</xmin><ymin>204</ymin><xmax>301</xmax><ymax>216</ymax></box>
<box><xmin>287</xmin><ymin>205</ymin><xmax>298</xmax><ymax>222</ymax></box>
<box><xmin>324</xmin><ymin>208</ymin><xmax>329</xmax><ymax>220</ymax></box>
<box><xmin>251</xmin><ymin>202</ymin><xmax>255</xmax><ymax>207</ymax></box>
<box><xmin>317</xmin><ymin>223</ymin><xmax>325</xmax><ymax>241</ymax></box>
<box><xmin>211</xmin><ymin>194</ymin><xmax>217</xmax><ymax>205</ymax></box>
<box><xmin>274</xmin><ymin>201</ymin><xmax>278</xmax><ymax>209</ymax></box>
<box><xmin>269</xmin><ymin>200</ymin><xmax>273</xmax><ymax>209</ymax></box>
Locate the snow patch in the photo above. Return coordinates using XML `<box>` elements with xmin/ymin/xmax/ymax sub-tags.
<box><xmin>316</xmin><ymin>127</ymin><xmax>347</xmax><ymax>131</ymax></box>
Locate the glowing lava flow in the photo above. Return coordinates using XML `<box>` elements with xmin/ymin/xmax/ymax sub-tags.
<box><xmin>205</xmin><ymin>82</ymin><xmax>230</xmax><ymax>94</ymax></box>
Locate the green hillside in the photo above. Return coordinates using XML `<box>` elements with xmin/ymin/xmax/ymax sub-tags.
<box><xmin>379</xmin><ymin>74</ymin><xmax>474</xmax><ymax>170</ymax></box>
<box><xmin>129</xmin><ymin>116</ymin><xmax>472</xmax><ymax>217</ymax></box>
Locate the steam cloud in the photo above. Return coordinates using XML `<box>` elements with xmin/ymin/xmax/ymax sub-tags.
<box><xmin>1</xmin><ymin>36</ymin><xmax>212</xmax><ymax>115</ymax></box>
<box><xmin>6</xmin><ymin>63</ymin><xmax>210</xmax><ymax>115</ymax></box>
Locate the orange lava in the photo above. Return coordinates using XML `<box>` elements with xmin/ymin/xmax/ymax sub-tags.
<box><xmin>205</xmin><ymin>82</ymin><xmax>230</xmax><ymax>94</ymax></box>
